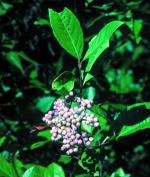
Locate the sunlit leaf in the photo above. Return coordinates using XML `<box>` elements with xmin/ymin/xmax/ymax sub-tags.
<box><xmin>117</xmin><ymin>116</ymin><xmax>150</xmax><ymax>138</ymax></box>
<box><xmin>84</xmin><ymin>86</ymin><xmax>96</xmax><ymax>100</ymax></box>
<box><xmin>47</xmin><ymin>163</ymin><xmax>65</xmax><ymax>177</ymax></box>
<box><xmin>23</xmin><ymin>166</ymin><xmax>48</xmax><ymax>177</ymax></box>
<box><xmin>0</xmin><ymin>156</ymin><xmax>16</xmax><ymax>177</ymax></box>
<box><xmin>49</xmin><ymin>8</ymin><xmax>84</xmax><ymax>59</ymax></box>
<box><xmin>84</xmin><ymin>21</ymin><xmax>123</xmax><ymax>72</ymax></box>
<box><xmin>83</xmin><ymin>73</ymin><xmax>94</xmax><ymax>85</ymax></box>
<box><xmin>37</xmin><ymin>130</ymin><xmax>51</xmax><ymax>140</ymax></box>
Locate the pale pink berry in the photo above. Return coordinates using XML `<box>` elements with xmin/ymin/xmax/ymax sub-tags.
<box><xmin>86</xmin><ymin>141</ymin><xmax>91</xmax><ymax>146</ymax></box>
<box><xmin>78</xmin><ymin>139</ymin><xmax>82</xmax><ymax>144</ymax></box>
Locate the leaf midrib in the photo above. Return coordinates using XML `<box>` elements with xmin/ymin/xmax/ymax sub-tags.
<box><xmin>58</xmin><ymin>12</ymin><xmax>80</xmax><ymax>60</ymax></box>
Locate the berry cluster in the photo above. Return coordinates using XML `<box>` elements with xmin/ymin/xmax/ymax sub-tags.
<box><xmin>42</xmin><ymin>92</ymin><xmax>99</xmax><ymax>154</ymax></box>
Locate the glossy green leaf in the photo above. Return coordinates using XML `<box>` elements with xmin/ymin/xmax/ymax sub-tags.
<box><xmin>23</xmin><ymin>166</ymin><xmax>48</xmax><ymax>177</ymax></box>
<box><xmin>48</xmin><ymin>8</ymin><xmax>84</xmax><ymax>59</ymax></box>
<box><xmin>0</xmin><ymin>156</ymin><xmax>16</xmax><ymax>177</ymax></box>
<box><xmin>15</xmin><ymin>159</ymin><xmax>24</xmax><ymax>176</ymax></box>
<box><xmin>36</xmin><ymin>96</ymin><xmax>55</xmax><ymax>113</ymax></box>
<box><xmin>127</xmin><ymin>102</ymin><xmax>150</xmax><ymax>110</ymax></box>
<box><xmin>47</xmin><ymin>163</ymin><xmax>65</xmax><ymax>177</ymax></box>
<box><xmin>52</xmin><ymin>71</ymin><xmax>75</xmax><ymax>95</ymax></box>
<box><xmin>83</xmin><ymin>73</ymin><xmax>94</xmax><ymax>85</ymax></box>
<box><xmin>117</xmin><ymin>116</ymin><xmax>150</xmax><ymax>138</ymax></box>
<box><xmin>37</xmin><ymin>130</ymin><xmax>51</xmax><ymax>140</ymax></box>
<box><xmin>84</xmin><ymin>21</ymin><xmax>124</xmax><ymax>72</ymax></box>
<box><xmin>84</xmin><ymin>86</ymin><xmax>96</xmax><ymax>100</ymax></box>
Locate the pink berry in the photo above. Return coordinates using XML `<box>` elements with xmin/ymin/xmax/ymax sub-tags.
<box><xmin>86</xmin><ymin>141</ymin><xmax>91</xmax><ymax>146</ymax></box>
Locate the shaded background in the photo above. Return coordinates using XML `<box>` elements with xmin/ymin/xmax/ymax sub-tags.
<box><xmin>0</xmin><ymin>0</ymin><xmax>150</xmax><ymax>176</ymax></box>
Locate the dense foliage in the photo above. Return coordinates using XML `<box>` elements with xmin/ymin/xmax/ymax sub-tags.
<box><xmin>0</xmin><ymin>0</ymin><xmax>150</xmax><ymax>177</ymax></box>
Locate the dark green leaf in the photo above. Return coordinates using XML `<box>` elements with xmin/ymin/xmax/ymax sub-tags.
<box><xmin>105</xmin><ymin>68</ymin><xmax>142</xmax><ymax>94</ymax></box>
<box><xmin>0</xmin><ymin>136</ymin><xmax>6</xmax><ymax>146</ymax></box>
<box><xmin>75</xmin><ymin>173</ymin><xmax>92</xmax><ymax>177</ymax></box>
<box><xmin>0</xmin><ymin>2</ymin><xmax>13</xmax><ymax>16</ymax></box>
<box><xmin>58</xmin><ymin>155</ymin><xmax>72</xmax><ymax>164</ymax></box>
<box><xmin>3</xmin><ymin>51</ymin><xmax>23</xmax><ymax>72</ymax></box>
<box><xmin>30</xmin><ymin>141</ymin><xmax>48</xmax><ymax>150</ymax></box>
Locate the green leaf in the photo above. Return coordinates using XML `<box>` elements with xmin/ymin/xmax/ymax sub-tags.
<box><xmin>3</xmin><ymin>51</ymin><xmax>23</xmax><ymax>72</ymax></box>
<box><xmin>0</xmin><ymin>156</ymin><xmax>16</xmax><ymax>177</ymax></box>
<box><xmin>17</xmin><ymin>51</ymin><xmax>38</xmax><ymax>65</ymax></box>
<box><xmin>84</xmin><ymin>21</ymin><xmax>124</xmax><ymax>72</ymax></box>
<box><xmin>126</xmin><ymin>19</ymin><xmax>142</xmax><ymax>44</ymax></box>
<box><xmin>127</xmin><ymin>102</ymin><xmax>150</xmax><ymax>110</ymax></box>
<box><xmin>81</xmin><ymin>121</ymin><xmax>94</xmax><ymax>134</ymax></box>
<box><xmin>2</xmin><ymin>51</ymin><xmax>37</xmax><ymax>72</ymax></box>
<box><xmin>91</xmin><ymin>104</ymin><xmax>109</xmax><ymax>131</ymax></box>
<box><xmin>0</xmin><ymin>136</ymin><xmax>6</xmax><ymax>146</ymax></box>
<box><xmin>30</xmin><ymin>141</ymin><xmax>48</xmax><ymax>150</ymax></box>
<box><xmin>36</xmin><ymin>96</ymin><xmax>55</xmax><ymax>113</ymax></box>
<box><xmin>34</xmin><ymin>18</ymin><xmax>50</xmax><ymax>26</ymax></box>
<box><xmin>75</xmin><ymin>174</ymin><xmax>92</xmax><ymax>177</ymax></box>
<box><xmin>84</xmin><ymin>86</ymin><xmax>96</xmax><ymax>100</ymax></box>
<box><xmin>37</xmin><ymin>130</ymin><xmax>51</xmax><ymax>140</ymax></box>
<box><xmin>48</xmin><ymin>8</ymin><xmax>84</xmax><ymax>59</ymax></box>
<box><xmin>117</xmin><ymin>116</ymin><xmax>150</xmax><ymax>139</ymax></box>
<box><xmin>47</xmin><ymin>163</ymin><xmax>65</xmax><ymax>177</ymax></box>
<box><xmin>23</xmin><ymin>166</ymin><xmax>48</xmax><ymax>177</ymax></box>
<box><xmin>0</xmin><ymin>2</ymin><xmax>13</xmax><ymax>16</ymax></box>
<box><xmin>105</xmin><ymin>68</ymin><xmax>142</xmax><ymax>94</ymax></box>
<box><xmin>78</xmin><ymin>152</ymin><xmax>90</xmax><ymax>172</ymax></box>
<box><xmin>52</xmin><ymin>71</ymin><xmax>75</xmax><ymax>95</ymax></box>
<box><xmin>58</xmin><ymin>155</ymin><xmax>72</xmax><ymax>164</ymax></box>
<box><xmin>83</xmin><ymin>73</ymin><xmax>94</xmax><ymax>85</ymax></box>
<box><xmin>111</xmin><ymin>167</ymin><xmax>131</xmax><ymax>177</ymax></box>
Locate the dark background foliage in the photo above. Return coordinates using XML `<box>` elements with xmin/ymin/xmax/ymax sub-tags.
<box><xmin>0</xmin><ymin>0</ymin><xmax>150</xmax><ymax>177</ymax></box>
